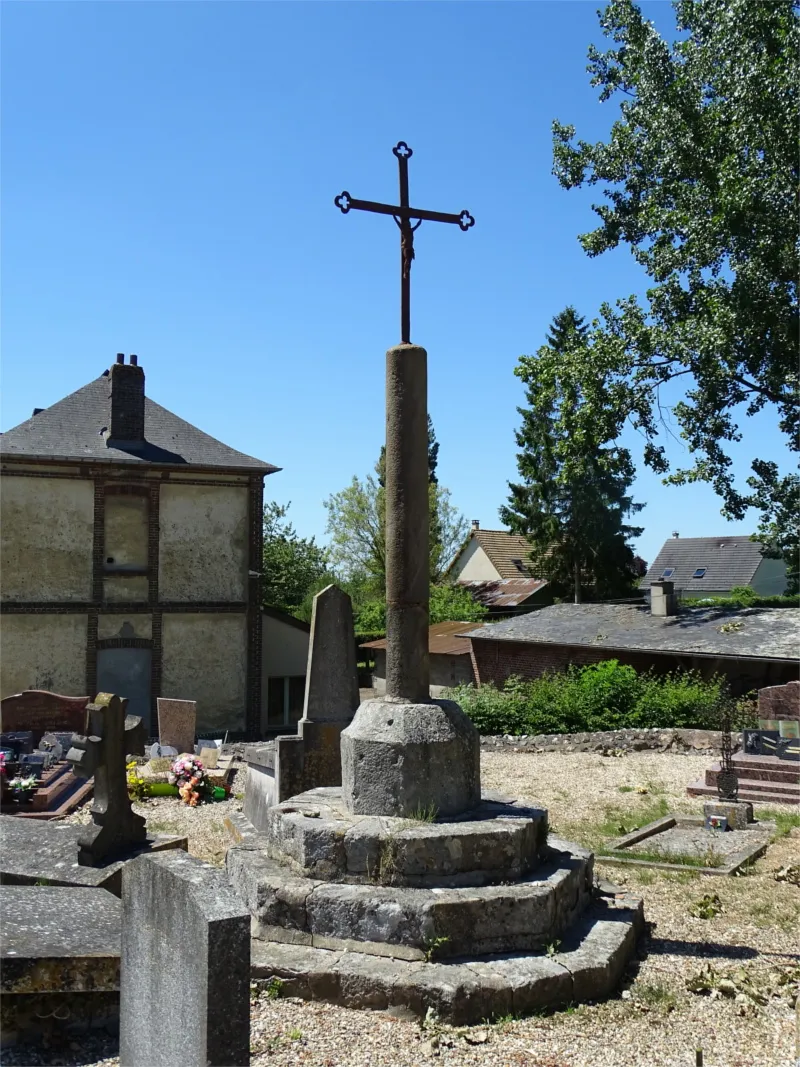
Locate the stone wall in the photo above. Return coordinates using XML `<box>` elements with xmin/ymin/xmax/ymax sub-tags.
<box><xmin>480</xmin><ymin>727</ymin><xmax>738</xmax><ymax>755</ymax></box>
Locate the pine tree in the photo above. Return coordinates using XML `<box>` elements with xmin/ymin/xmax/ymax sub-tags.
<box><xmin>500</xmin><ymin>307</ymin><xmax>644</xmax><ymax>603</ymax></box>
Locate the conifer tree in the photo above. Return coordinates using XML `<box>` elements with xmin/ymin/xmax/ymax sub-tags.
<box><xmin>500</xmin><ymin>307</ymin><xmax>644</xmax><ymax>603</ymax></box>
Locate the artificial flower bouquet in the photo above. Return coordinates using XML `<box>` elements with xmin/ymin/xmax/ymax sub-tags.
<box><xmin>169</xmin><ymin>755</ymin><xmax>210</xmax><ymax>807</ymax></box>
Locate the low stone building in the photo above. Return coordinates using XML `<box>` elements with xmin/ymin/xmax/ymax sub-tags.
<box><xmin>0</xmin><ymin>354</ymin><xmax>278</xmax><ymax>736</ymax></box>
<box><xmin>361</xmin><ymin>621</ymin><xmax>486</xmax><ymax>697</ymax></box>
<box><xmin>464</xmin><ymin>586</ymin><xmax>799</xmax><ymax>694</ymax></box>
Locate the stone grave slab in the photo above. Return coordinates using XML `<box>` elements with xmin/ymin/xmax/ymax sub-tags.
<box><xmin>0</xmin><ymin>816</ymin><xmax>187</xmax><ymax>897</ymax></box>
<box><xmin>157</xmin><ymin>697</ymin><xmax>196</xmax><ymax>755</ymax></box>
<box><xmin>121</xmin><ymin>850</ymin><xmax>250</xmax><ymax>1067</ymax></box>
<box><xmin>1</xmin><ymin>886</ymin><xmax>120</xmax><ymax>1046</ymax></box>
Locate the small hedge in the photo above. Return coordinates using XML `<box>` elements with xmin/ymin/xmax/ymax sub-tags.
<box><xmin>680</xmin><ymin>585</ymin><xmax>798</xmax><ymax>609</ymax></box>
<box><xmin>446</xmin><ymin>660</ymin><xmax>751</xmax><ymax>736</ymax></box>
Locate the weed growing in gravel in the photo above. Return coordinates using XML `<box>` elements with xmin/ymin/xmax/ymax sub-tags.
<box><xmin>689</xmin><ymin>893</ymin><xmax>723</xmax><ymax>919</ymax></box>
<box><xmin>758</xmin><ymin>810</ymin><xmax>800</xmax><ymax>839</ymax></box>
<box><xmin>618</xmin><ymin>786</ymin><xmax>635</xmax><ymax>793</ymax></box>
<box><xmin>635</xmin><ymin>983</ymin><xmax>678</xmax><ymax>1012</ymax></box>
<box><xmin>250</xmin><ymin>977</ymin><xmax>285</xmax><ymax>1000</ymax></box>
<box><xmin>286</xmin><ymin>1028</ymin><xmax>303</xmax><ymax>1041</ymax></box>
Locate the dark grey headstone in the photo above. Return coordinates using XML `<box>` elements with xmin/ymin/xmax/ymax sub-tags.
<box><xmin>19</xmin><ymin>753</ymin><xmax>46</xmax><ymax>777</ymax></box>
<box><xmin>0</xmin><ymin>732</ymin><xmax>34</xmax><ymax>757</ymax></box>
<box><xmin>120</xmin><ymin>850</ymin><xmax>250</xmax><ymax>1067</ymax></box>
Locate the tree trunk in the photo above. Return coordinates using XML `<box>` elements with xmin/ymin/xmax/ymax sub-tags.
<box><xmin>573</xmin><ymin>560</ymin><xmax>582</xmax><ymax>604</ymax></box>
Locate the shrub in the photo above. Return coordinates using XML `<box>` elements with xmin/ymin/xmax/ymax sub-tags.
<box><xmin>449</xmin><ymin>661</ymin><xmax>735</xmax><ymax>736</ymax></box>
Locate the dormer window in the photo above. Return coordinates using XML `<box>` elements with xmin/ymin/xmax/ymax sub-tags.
<box><xmin>661</xmin><ymin>567</ymin><xmax>675</xmax><ymax>578</ymax></box>
<box><xmin>511</xmin><ymin>558</ymin><xmax>526</xmax><ymax>574</ymax></box>
<box><xmin>693</xmin><ymin>567</ymin><xmax>707</xmax><ymax>578</ymax></box>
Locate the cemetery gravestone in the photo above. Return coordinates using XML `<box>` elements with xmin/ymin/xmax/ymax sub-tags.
<box><xmin>157</xmin><ymin>697</ymin><xmax>196</xmax><ymax>755</ymax></box>
<box><xmin>67</xmin><ymin>693</ymin><xmax>147</xmax><ymax>866</ymax></box>
<box><xmin>120</xmin><ymin>850</ymin><xmax>250</xmax><ymax>1067</ymax></box>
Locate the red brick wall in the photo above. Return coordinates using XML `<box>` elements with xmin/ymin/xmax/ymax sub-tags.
<box><xmin>469</xmin><ymin>639</ymin><xmax>796</xmax><ymax>695</ymax></box>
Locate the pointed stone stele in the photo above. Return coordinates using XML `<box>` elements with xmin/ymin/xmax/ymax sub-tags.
<box><xmin>243</xmin><ymin>584</ymin><xmax>360</xmax><ymax>828</ymax></box>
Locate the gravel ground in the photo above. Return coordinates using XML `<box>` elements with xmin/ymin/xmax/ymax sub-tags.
<box><xmin>4</xmin><ymin>750</ymin><xmax>798</xmax><ymax>1067</ymax></box>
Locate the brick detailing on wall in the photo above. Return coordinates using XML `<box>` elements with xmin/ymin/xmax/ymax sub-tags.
<box><xmin>148</xmin><ymin>483</ymin><xmax>160</xmax><ymax>604</ymax></box>
<box><xmin>96</xmin><ymin>637</ymin><xmax>153</xmax><ymax>651</ymax></box>
<box><xmin>86</xmin><ymin>611</ymin><xmax>98</xmax><ymax>697</ymax></box>
<box><xmin>246</xmin><ymin>474</ymin><xmax>265</xmax><ymax>737</ymax></box>
<box><xmin>151</xmin><ymin>611</ymin><xmax>163</xmax><ymax>734</ymax></box>
<box><xmin>92</xmin><ymin>481</ymin><xmax>106</xmax><ymax>603</ymax></box>
<box><xmin>1</xmin><ymin>602</ymin><xmax>248</xmax><ymax>614</ymax></box>
<box><xmin>104</xmin><ymin>484</ymin><xmax>150</xmax><ymax>496</ymax></box>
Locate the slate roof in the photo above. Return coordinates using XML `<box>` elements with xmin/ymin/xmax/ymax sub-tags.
<box><xmin>462</xmin><ymin>603</ymin><xmax>799</xmax><ymax>662</ymax></box>
<box><xmin>0</xmin><ymin>373</ymin><xmax>278</xmax><ymax>472</ymax></box>
<box><xmin>457</xmin><ymin>578</ymin><xmax>549</xmax><ymax>609</ymax></box>
<box><xmin>360</xmin><ymin>620</ymin><xmax>488</xmax><ymax>657</ymax></box>
<box><xmin>642</xmin><ymin>536</ymin><xmax>765</xmax><ymax>592</ymax></box>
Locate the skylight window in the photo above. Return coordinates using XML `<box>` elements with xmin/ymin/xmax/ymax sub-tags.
<box><xmin>693</xmin><ymin>568</ymin><xmax>707</xmax><ymax>578</ymax></box>
<box><xmin>660</xmin><ymin>568</ymin><xmax>675</xmax><ymax>578</ymax></box>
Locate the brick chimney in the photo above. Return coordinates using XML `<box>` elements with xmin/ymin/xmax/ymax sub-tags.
<box><xmin>109</xmin><ymin>354</ymin><xmax>145</xmax><ymax>442</ymax></box>
<box><xmin>650</xmin><ymin>580</ymin><xmax>677</xmax><ymax>617</ymax></box>
<box><xmin>471</xmin><ymin>519</ymin><xmax>480</xmax><ymax>532</ymax></box>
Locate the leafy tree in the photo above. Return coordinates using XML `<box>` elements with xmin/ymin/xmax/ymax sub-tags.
<box><xmin>261</xmin><ymin>501</ymin><xmax>329</xmax><ymax>616</ymax></box>
<box><xmin>324</xmin><ymin>419</ymin><xmax>467</xmax><ymax>589</ymax></box>
<box><xmin>551</xmin><ymin>0</ymin><xmax>799</xmax><ymax>588</ymax></box>
<box><xmin>500</xmin><ymin>307</ymin><xmax>644</xmax><ymax>603</ymax></box>
<box><xmin>353</xmin><ymin>582</ymin><xmax>486</xmax><ymax>635</ymax></box>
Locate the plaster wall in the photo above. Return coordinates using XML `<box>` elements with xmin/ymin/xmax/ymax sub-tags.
<box><xmin>262</xmin><ymin>614</ymin><xmax>310</xmax><ymax>677</ymax></box>
<box><xmin>752</xmin><ymin>557</ymin><xmax>790</xmax><ymax>596</ymax></box>
<box><xmin>0</xmin><ymin>476</ymin><xmax>93</xmax><ymax>601</ymax></box>
<box><xmin>104</xmin><ymin>495</ymin><xmax>148</xmax><ymax>568</ymax></box>
<box><xmin>97</xmin><ymin>614</ymin><xmax>153</xmax><ymax>640</ymax></box>
<box><xmin>370</xmin><ymin>649</ymin><xmax>475</xmax><ymax>698</ymax></box>
<box><xmin>158</xmin><ymin>484</ymin><xmax>248</xmax><ymax>602</ymax></box>
<box><xmin>160</xmin><ymin>612</ymin><xmax>247</xmax><ymax>731</ymax></box>
<box><xmin>450</xmin><ymin>540</ymin><xmax>499</xmax><ymax>582</ymax></box>
<box><xmin>0</xmin><ymin>614</ymin><xmax>88</xmax><ymax>698</ymax></box>
<box><xmin>103</xmin><ymin>576</ymin><xmax>149</xmax><ymax>603</ymax></box>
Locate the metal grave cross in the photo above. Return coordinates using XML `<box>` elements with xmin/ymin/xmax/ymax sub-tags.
<box><xmin>335</xmin><ymin>141</ymin><xmax>474</xmax><ymax>344</ymax></box>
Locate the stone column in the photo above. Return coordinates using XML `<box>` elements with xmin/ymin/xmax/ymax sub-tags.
<box><xmin>385</xmin><ymin>343</ymin><xmax>430</xmax><ymax>702</ymax></box>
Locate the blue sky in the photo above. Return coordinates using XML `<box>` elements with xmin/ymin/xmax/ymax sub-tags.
<box><xmin>2</xmin><ymin>1</ymin><xmax>788</xmax><ymax>568</ymax></box>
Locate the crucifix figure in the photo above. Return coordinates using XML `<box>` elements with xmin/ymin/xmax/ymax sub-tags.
<box><xmin>335</xmin><ymin>142</ymin><xmax>474</xmax><ymax>344</ymax></box>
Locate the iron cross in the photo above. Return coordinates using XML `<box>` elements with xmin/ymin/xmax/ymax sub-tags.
<box><xmin>335</xmin><ymin>142</ymin><xmax>474</xmax><ymax>344</ymax></box>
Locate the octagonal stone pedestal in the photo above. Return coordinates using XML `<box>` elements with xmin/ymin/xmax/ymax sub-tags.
<box><xmin>227</xmin><ymin>786</ymin><xmax>645</xmax><ymax>1024</ymax></box>
<box><xmin>341</xmin><ymin>698</ymin><xmax>480</xmax><ymax>817</ymax></box>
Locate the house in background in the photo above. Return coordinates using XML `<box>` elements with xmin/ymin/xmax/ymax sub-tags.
<box><xmin>0</xmin><ymin>354</ymin><xmax>280</xmax><ymax>737</ymax></box>
<box><xmin>463</xmin><ymin>583</ymin><xmax>799</xmax><ymax>695</ymax></box>
<box><xmin>642</xmin><ymin>534</ymin><xmax>788</xmax><ymax>598</ymax></box>
<box><xmin>361</xmin><ymin>621</ymin><xmax>487</xmax><ymax>697</ymax></box>
<box><xmin>447</xmin><ymin>521</ymin><xmax>551</xmax><ymax>615</ymax></box>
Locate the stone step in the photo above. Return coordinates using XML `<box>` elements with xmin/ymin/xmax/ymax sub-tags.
<box><xmin>249</xmin><ymin>891</ymin><xmax>644</xmax><ymax>1025</ymax></box>
<box><xmin>687</xmin><ymin>779</ymin><xmax>800</xmax><ymax>806</ymax></box>
<box><xmin>731</xmin><ymin>755</ymin><xmax>800</xmax><ymax>784</ymax></box>
<box><xmin>703</xmin><ymin>766</ymin><xmax>799</xmax><ymax>797</ymax></box>
<box><xmin>231</xmin><ymin>839</ymin><xmax>594</xmax><ymax>961</ymax></box>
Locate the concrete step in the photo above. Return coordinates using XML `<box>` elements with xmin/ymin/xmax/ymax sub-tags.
<box><xmin>250</xmin><ymin>890</ymin><xmax>644</xmax><ymax>1025</ymax></box>
<box><xmin>704</xmin><ymin>765</ymin><xmax>799</xmax><ymax>797</ymax></box>
<box><xmin>687</xmin><ymin>778</ymin><xmax>800</xmax><ymax>806</ymax></box>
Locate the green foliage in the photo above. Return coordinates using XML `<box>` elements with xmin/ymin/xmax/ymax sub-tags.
<box><xmin>324</xmin><ymin>420</ymin><xmax>468</xmax><ymax>591</ymax></box>
<box><xmin>689</xmin><ymin>893</ymin><xmax>724</xmax><ymax>919</ymax></box>
<box><xmin>501</xmin><ymin>307</ymin><xmax>644</xmax><ymax>604</ymax></box>
<box><xmin>262</xmin><ymin>501</ymin><xmax>329</xmax><ymax>616</ymax></box>
<box><xmin>429</xmin><ymin>583</ymin><xmax>487</xmax><ymax>624</ymax></box>
<box><xmin>552</xmin><ymin>0</ymin><xmax>799</xmax><ymax>586</ymax></box>
<box><xmin>448</xmin><ymin>660</ymin><xmax>729</xmax><ymax>735</ymax></box>
<box><xmin>681</xmin><ymin>586</ymin><xmax>799</xmax><ymax>610</ymax></box>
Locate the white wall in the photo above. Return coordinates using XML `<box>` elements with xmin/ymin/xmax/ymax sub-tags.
<box><xmin>449</xmin><ymin>538</ymin><xmax>499</xmax><ymax>581</ymax></box>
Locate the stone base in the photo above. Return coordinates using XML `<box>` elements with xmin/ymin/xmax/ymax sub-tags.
<box><xmin>341</xmin><ymin>698</ymin><xmax>480</xmax><ymax>818</ymax></box>
<box><xmin>0</xmin><ymin>816</ymin><xmax>188</xmax><ymax>896</ymax></box>
<box><xmin>703</xmin><ymin>800</ymin><xmax>754</xmax><ymax>830</ymax></box>
<box><xmin>250</xmin><ymin>888</ymin><xmax>644</xmax><ymax>1025</ymax></box>
<box><xmin>1</xmin><ymin>886</ymin><xmax>120</xmax><ymax>1047</ymax></box>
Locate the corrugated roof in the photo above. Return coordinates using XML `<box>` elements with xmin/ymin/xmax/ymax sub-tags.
<box><xmin>642</xmin><ymin>536</ymin><xmax>766</xmax><ymax>592</ymax></box>
<box><xmin>0</xmin><ymin>373</ymin><xmax>278</xmax><ymax>472</ymax></box>
<box><xmin>471</xmin><ymin>529</ymin><xmax>538</xmax><ymax>579</ymax></box>
<box><xmin>457</xmin><ymin>578</ymin><xmax>548</xmax><ymax>608</ymax></box>
<box><xmin>360</xmin><ymin>620</ymin><xmax>488</xmax><ymax>656</ymax></box>
<box><xmin>462</xmin><ymin>603</ymin><xmax>799</xmax><ymax>661</ymax></box>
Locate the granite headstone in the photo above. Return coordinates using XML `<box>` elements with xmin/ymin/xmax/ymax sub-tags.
<box><xmin>157</xmin><ymin>698</ymin><xmax>196</xmax><ymax>755</ymax></box>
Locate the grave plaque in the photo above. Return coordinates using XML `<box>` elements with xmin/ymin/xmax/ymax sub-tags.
<box><xmin>157</xmin><ymin>698</ymin><xmax>196</xmax><ymax>756</ymax></box>
<box><xmin>0</xmin><ymin>732</ymin><xmax>33</xmax><ymax>758</ymax></box>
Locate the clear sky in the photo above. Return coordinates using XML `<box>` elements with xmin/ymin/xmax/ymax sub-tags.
<box><xmin>2</xmin><ymin>1</ymin><xmax>788</xmax><ymax>568</ymax></box>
